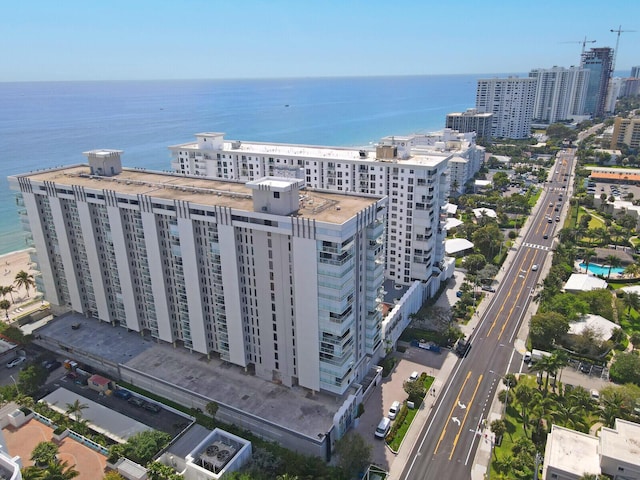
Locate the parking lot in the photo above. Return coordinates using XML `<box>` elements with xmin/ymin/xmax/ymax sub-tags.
<box><xmin>353</xmin><ymin>346</ymin><xmax>452</xmax><ymax>470</ymax></box>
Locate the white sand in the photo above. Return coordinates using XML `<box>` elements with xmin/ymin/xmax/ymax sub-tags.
<box><xmin>0</xmin><ymin>248</ymin><xmax>42</xmax><ymax>320</ymax></box>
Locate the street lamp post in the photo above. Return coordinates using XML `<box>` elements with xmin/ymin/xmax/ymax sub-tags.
<box><xmin>9</xmin><ymin>375</ymin><xmax>19</xmax><ymax>395</ymax></box>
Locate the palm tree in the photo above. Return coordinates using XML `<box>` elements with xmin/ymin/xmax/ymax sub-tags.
<box><xmin>65</xmin><ymin>399</ymin><xmax>88</xmax><ymax>423</ymax></box>
<box><xmin>41</xmin><ymin>459</ymin><xmax>79</xmax><ymax>479</ymax></box>
<box><xmin>624</xmin><ymin>263</ymin><xmax>640</xmax><ymax>278</ymax></box>
<box><xmin>21</xmin><ymin>466</ymin><xmax>44</xmax><ymax>480</ymax></box>
<box><xmin>14</xmin><ymin>270</ymin><xmax>36</xmax><ymax>298</ymax></box>
<box><xmin>605</xmin><ymin>254</ymin><xmax>621</xmax><ymax>279</ymax></box>
<box><xmin>0</xmin><ymin>299</ymin><xmax>10</xmax><ymax>319</ymax></box>
<box><xmin>622</xmin><ymin>291</ymin><xmax>640</xmax><ymax>320</ymax></box>
<box><xmin>30</xmin><ymin>441</ymin><xmax>58</xmax><ymax>468</ymax></box>
<box><xmin>582</xmin><ymin>248</ymin><xmax>596</xmax><ymax>273</ymax></box>
<box><xmin>513</xmin><ymin>384</ymin><xmax>536</xmax><ymax>433</ymax></box>
<box><xmin>530</xmin><ymin>356</ymin><xmax>557</xmax><ymax>393</ymax></box>
<box><xmin>551</xmin><ymin>402</ymin><xmax>587</xmax><ymax>432</ymax></box>
<box><xmin>1</xmin><ymin>285</ymin><xmax>16</xmax><ymax>303</ymax></box>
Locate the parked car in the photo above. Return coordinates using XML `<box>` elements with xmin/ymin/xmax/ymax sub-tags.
<box><xmin>408</xmin><ymin>371</ymin><xmax>419</xmax><ymax>382</ymax></box>
<box><xmin>113</xmin><ymin>388</ymin><xmax>132</xmax><ymax>400</ymax></box>
<box><xmin>45</xmin><ymin>360</ymin><xmax>62</xmax><ymax>372</ymax></box>
<box><xmin>456</xmin><ymin>291</ymin><xmax>463</xmax><ymax>298</ymax></box>
<box><xmin>128</xmin><ymin>396</ymin><xmax>145</xmax><ymax>407</ymax></box>
<box><xmin>143</xmin><ymin>401</ymin><xmax>162</xmax><ymax>413</ymax></box>
<box><xmin>481</xmin><ymin>285</ymin><xmax>496</xmax><ymax>292</ymax></box>
<box><xmin>6</xmin><ymin>357</ymin><xmax>26</xmax><ymax>368</ymax></box>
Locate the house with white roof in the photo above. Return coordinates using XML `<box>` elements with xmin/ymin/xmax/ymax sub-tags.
<box><xmin>563</xmin><ymin>273</ymin><xmax>608</xmax><ymax>293</ymax></box>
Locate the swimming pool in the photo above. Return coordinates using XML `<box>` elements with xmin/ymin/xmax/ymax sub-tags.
<box><xmin>579</xmin><ymin>262</ymin><xmax>624</xmax><ymax>276</ymax></box>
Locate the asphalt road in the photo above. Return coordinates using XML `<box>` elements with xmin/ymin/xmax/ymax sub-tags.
<box><xmin>399</xmin><ymin>150</ymin><xmax>577</xmax><ymax>480</ymax></box>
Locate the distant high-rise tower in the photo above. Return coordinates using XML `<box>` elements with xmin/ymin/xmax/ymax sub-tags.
<box><xmin>580</xmin><ymin>47</ymin><xmax>614</xmax><ymax>117</ymax></box>
<box><xmin>475</xmin><ymin>77</ymin><xmax>537</xmax><ymax>139</ymax></box>
<box><xmin>631</xmin><ymin>66</ymin><xmax>640</xmax><ymax>78</ymax></box>
<box><xmin>445</xmin><ymin>109</ymin><xmax>493</xmax><ymax>140</ymax></box>
<box><xmin>529</xmin><ymin>67</ymin><xmax>590</xmax><ymax>124</ymax></box>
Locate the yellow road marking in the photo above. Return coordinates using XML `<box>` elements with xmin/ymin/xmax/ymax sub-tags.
<box><xmin>449</xmin><ymin>374</ymin><xmax>484</xmax><ymax>460</ymax></box>
<box><xmin>434</xmin><ymin>371</ymin><xmax>471</xmax><ymax>455</ymax></box>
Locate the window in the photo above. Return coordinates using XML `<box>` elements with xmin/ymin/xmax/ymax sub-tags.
<box><xmin>274</xmin><ymin>192</ymin><xmax>280</xmax><ymax>199</ymax></box>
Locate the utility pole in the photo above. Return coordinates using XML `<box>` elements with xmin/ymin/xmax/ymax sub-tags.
<box><xmin>610</xmin><ymin>25</ymin><xmax>637</xmax><ymax>73</ymax></box>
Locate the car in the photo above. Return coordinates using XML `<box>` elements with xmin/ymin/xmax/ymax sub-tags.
<box><xmin>580</xmin><ymin>363</ymin><xmax>592</xmax><ymax>374</ymax></box>
<box><xmin>388</xmin><ymin>401</ymin><xmax>401</xmax><ymax>420</ymax></box>
<box><xmin>45</xmin><ymin>360</ymin><xmax>62</xmax><ymax>372</ymax></box>
<box><xmin>375</xmin><ymin>417</ymin><xmax>391</xmax><ymax>438</ymax></box>
<box><xmin>481</xmin><ymin>285</ymin><xmax>496</xmax><ymax>292</ymax></box>
<box><xmin>555</xmin><ymin>216</ymin><xmax>560</xmax><ymax>222</ymax></box>
<box><xmin>128</xmin><ymin>396</ymin><xmax>145</xmax><ymax>407</ymax></box>
<box><xmin>590</xmin><ymin>389</ymin><xmax>600</xmax><ymax>401</ymax></box>
<box><xmin>543</xmin><ymin>234</ymin><xmax>548</xmax><ymax>239</ymax></box>
<box><xmin>549</xmin><ymin>203</ymin><xmax>553</xmax><ymax>208</ymax></box>
<box><xmin>532</xmin><ymin>264</ymin><xmax>538</xmax><ymax>271</ymax></box>
<box><xmin>6</xmin><ymin>357</ymin><xmax>26</xmax><ymax>368</ymax></box>
<box><xmin>548</xmin><ymin>218</ymin><xmax>553</xmax><ymax>223</ymax></box>
<box><xmin>113</xmin><ymin>388</ymin><xmax>132</xmax><ymax>400</ymax></box>
<box><xmin>143</xmin><ymin>401</ymin><xmax>162</xmax><ymax>413</ymax></box>
<box><xmin>408</xmin><ymin>371</ymin><xmax>419</xmax><ymax>382</ymax></box>
<box><xmin>554</xmin><ymin>207</ymin><xmax>559</xmax><ymax>212</ymax></box>
<box><xmin>456</xmin><ymin>291</ymin><xmax>463</xmax><ymax>298</ymax></box>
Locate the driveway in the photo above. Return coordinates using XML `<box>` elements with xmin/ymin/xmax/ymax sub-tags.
<box><xmin>353</xmin><ymin>347</ymin><xmax>451</xmax><ymax>470</ymax></box>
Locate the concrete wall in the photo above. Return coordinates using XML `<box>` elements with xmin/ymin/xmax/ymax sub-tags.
<box><xmin>118</xmin><ymin>364</ymin><xmax>329</xmax><ymax>460</ymax></box>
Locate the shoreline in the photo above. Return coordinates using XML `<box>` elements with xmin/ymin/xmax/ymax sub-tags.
<box><xmin>0</xmin><ymin>248</ymin><xmax>33</xmax><ymax>262</ymax></box>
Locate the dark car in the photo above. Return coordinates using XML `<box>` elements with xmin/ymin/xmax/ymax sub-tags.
<box><xmin>455</xmin><ymin>338</ymin><xmax>472</xmax><ymax>358</ymax></box>
<box><xmin>128</xmin><ymin>396</ymin><xmax>145</xmax><ymax>407</ymax></box>
<box><xmin>113</xmin><ymin>388</ymin><xmax>132</xmax><ymax>400</ymax></box>
<box><xmin>45</xmin><ymin>360</ymin><xmax>62</xmax><ymax>372</ymax></box>
<box><xmin>143</xmin><ymin>401</ymin><xmax>162</xmax><ymax>413</ymax></box>
<box><xmin>580</xmin><ymin>363</ymin><xmax>592</xmax><ymax>374</ymax></box>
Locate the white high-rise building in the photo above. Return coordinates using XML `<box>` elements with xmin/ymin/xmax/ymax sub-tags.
<box><xmin>476</xmin><ymin>77</ymin><xmax>537</xmax><ymax>139</ymax></box>
<box><xmin>169</xmin><ymin>131</ymin><xmax>469</xmax><ymax>292</ymax></box>
<box><xmin>9</xmin><ymin>151</ymin><xmax>388</xmax><ymax>396</ymax></box>
<box><xmin>529</xmin><ymin>66</ymin><xmax>590</xmax><ymax>124</ymax></box>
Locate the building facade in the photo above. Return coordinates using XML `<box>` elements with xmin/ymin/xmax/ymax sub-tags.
<box><xmin>529</xmin><ymin>66</ymin><xmax>589</xmax><ymax>124</ymax></box>
<box><xmin>580</xmin><ymin>47</ymin><xmax>614</xmax><ymax>118</ymax></box>
<box><xmin>9</xmin><ymin>152</ymin><xmax>388</xmax><ymax>396</ymax></box>
<box><xmin>168</xmin><ymin>131</ymin><xmax>469</xmax><ymax>292</ymax></box>
<box><xmin>611</xmin><ymin>115</ymin><xmax>640</xmax><ymax>150</ymax></box>
<box><xmin>445</xmin><ymin>109</ymin><xmax>493</xmax><ymax>140</ymax></box>
<box><xmin>475</xmin><ymin>77</ymin><xmax>537</xmax><ymax>139</ymax></box>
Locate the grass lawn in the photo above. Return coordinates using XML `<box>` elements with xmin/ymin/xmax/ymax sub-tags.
<box><xmin>387</xmin><ymin>376</ymin><xmax>435</xmax><ymax>451</ymax></box>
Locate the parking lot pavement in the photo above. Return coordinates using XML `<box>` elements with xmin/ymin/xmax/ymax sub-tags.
<box><xmin>354</xmin><ymin>347</ymin><xmax>453</xmax><ymax>472</ymax></box>
<box><xmin>521</xmin><ymin>361</ymin><xmax>610</xmax><ymax>393</ymax></box>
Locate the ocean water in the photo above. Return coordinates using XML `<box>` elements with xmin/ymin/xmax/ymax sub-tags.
<box><xmin>0</xmin><ymin>75</ymin><xmax>481</xmax><ymax>255</ymax></box>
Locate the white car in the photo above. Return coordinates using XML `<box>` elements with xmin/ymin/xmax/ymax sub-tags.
<box><xmin>532</xmin><ymin>264</ymin><xmax>538</xmax><ymax>271</ymax></box>
<box><xmin>6</xmin><ymin>357</ymin><xmax>26</xmax><ymax>368</ymax></box>
<box><xmin>408</xmin><ymin>371</ymin><xmax>419</xmax><ymax>382</ymax></box>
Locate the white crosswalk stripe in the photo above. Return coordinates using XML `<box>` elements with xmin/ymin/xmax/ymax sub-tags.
<box><xmin>522</xmin><ymin>243</ymin><xmax>549</xmax><ymax>251</ymax></box>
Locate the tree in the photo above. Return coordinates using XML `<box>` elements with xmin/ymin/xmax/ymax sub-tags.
<box><xmin>622</xmin><ymin>291</ymin><xmax>640</xmax><ymax>320</ymax></box>
<box><xmin>146</xmin><ymin>461</ymin><xmax>183</xmax><ymax>480</ymax></box>
<box><xmin>605</xmin><ymin>255</ymin><xmax>621</xmax><ymax>279</ymax></box>
<box><xmin>529</xmin><ymin>312</ymin><xmax>570</xmax><ymax>350</ymax></box>
<box><xmin>65</xmin><ymin>399</ymin><xmax>88</xmax><ymax>423</ymax></box>
<box><xmin>333</xmin><ymin>432</ymin><xmax>371</xmax><ymax>478</ymax></box>
<box><xmin>403</xmin><ymin>379</ymin><xmax>426</xmax><ymax>404</ymax></box>
<box><xmin>609</xmin><ymin>352</ymin><xmax>640</xmax><ymax>385</ymax></box>
<box><xmin>462</xmin><ymin>253</ymin><xmax>487</xmax><ymax>274</ymax></box>
<box><xmin>18</xmin><ymin>363</ymin><xmax>48</xmax><ymax>396</ymax></box>
<box><xmin>630</xmin><ymin>332</ymin><xmax>640</xmax><ymax>351</ymax></box>
<box><xmin>30</xmin><ymin>441</ymin><xmax>58</xmax><ymax>468</ymax></box>
<box><xmin>109</xmin><ymin>430</ymin><xmax>172</xmax><ymax>466</ymax></box>
<box><xmin>513</xmin><ymin>384</ymin><xmax>536</xmax><ymax>433</ymax></box>
<box><xmin>40</xmin><ymin>459</ymin><xmax>79</xmax><ymax>479</ymax></box>
<box><xmin>205</xmin><ymin>401</ymin><xmax>219</xmax><ymax>421</ymax></box>
<box><xmin>14</xmin><ymin>270</ymin><xmax>36</xmax><ymax>298</ymax></box>
<box><xmin>21</xmin><ymin>466</ymin><xmax>45</xmax><ymax>480</ymax></box>
<box><xmin>490</xmin><ymin>419</ymin><xmax>507</xmax><ymax>449</ymax></box>
<box><xmin>104</xmin><ymin>472</ymin><xmax>126</xmax><ymax>480</ymax></box>
<box><xmin>1</xmin><ymin>285</ymin><xmax>16</xmax><ymax>303</ymax></box>
<box><xmin>0</xmin><ymin>299</ymin><xmax>10</xmax><ymax>319</ymax></box>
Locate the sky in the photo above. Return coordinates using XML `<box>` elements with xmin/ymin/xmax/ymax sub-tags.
<box><xmin>1</xmin><ymin>0</ymin><xmax>638</xmax><ymax>81</ymax></box>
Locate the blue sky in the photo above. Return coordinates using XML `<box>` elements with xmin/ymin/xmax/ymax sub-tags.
<box><xmin>2</xmin><ymin>0</ymin><xmax>638</xmax><ymax>81</ymax></box>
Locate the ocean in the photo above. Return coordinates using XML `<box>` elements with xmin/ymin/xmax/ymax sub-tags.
<box><xmin>0</xmin><ymin>75</ymin><xmax>482</xmax><ymax>255</ymax></box>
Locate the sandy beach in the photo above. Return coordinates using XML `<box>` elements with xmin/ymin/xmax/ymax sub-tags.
<box><xmin>0</xmin><ymin>248</ymin><xmax>42</xmax><ymax>321</ymax></box>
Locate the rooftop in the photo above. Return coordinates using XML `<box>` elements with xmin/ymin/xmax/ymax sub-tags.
<box><xmin>544</xmin><ymin>424</ymin><xmax>601</xmax><ymax>477</ymax></box>
<box><xmin>171</xmin><ymin>136</ymin><xmax>453</xmax><ymax>168</ymax></box>
<box><xmin>564</xmin><ymin>273</ymin><xmax>608</xmax><ymax>292</ymax></box>
<box><xmin>12</xmin><ymin>165</ymin><xmax>381</xmax><ymax>225</ymax></box>
<box><xmin>599</xmin><ymin>418</ymin><xmax>640</xmax><ymax>466</ymax></box>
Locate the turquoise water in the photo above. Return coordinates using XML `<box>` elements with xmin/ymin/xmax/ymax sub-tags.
<box><xmin>0</xmin><ymin>75</ymin><xmax>492</xmax><ymax>254</ymax></box>
<box><xmin>579</xmin><ymin>263</ymin><xmax>625</xmax><ymax>276</ymax></box>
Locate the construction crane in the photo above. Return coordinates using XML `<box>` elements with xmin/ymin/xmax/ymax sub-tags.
<box><xmin>610</xmin><ymin>25</ymin><xmax>637</xmax><ymax>72</ymax></box>
<box><xmin>561</xmin><ymin>36</ymin><xmax>597</xmax><ymax>56</ymax></box>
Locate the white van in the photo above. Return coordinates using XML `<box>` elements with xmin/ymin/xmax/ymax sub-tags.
<box><xmin>388</xmin><ymin>401</ymin><xmax>401</xmax><ymax>420</ymax></box>
<box><xmin>375</xmin><ymin>417</ymin><xmax>391</xmax><ymax>438</ymax></box>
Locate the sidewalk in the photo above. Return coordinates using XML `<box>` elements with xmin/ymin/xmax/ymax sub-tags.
<box><xmin>387</xmin><ymin>195</ymin><xmax>544</xmax><ymax>480</ymax></box>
